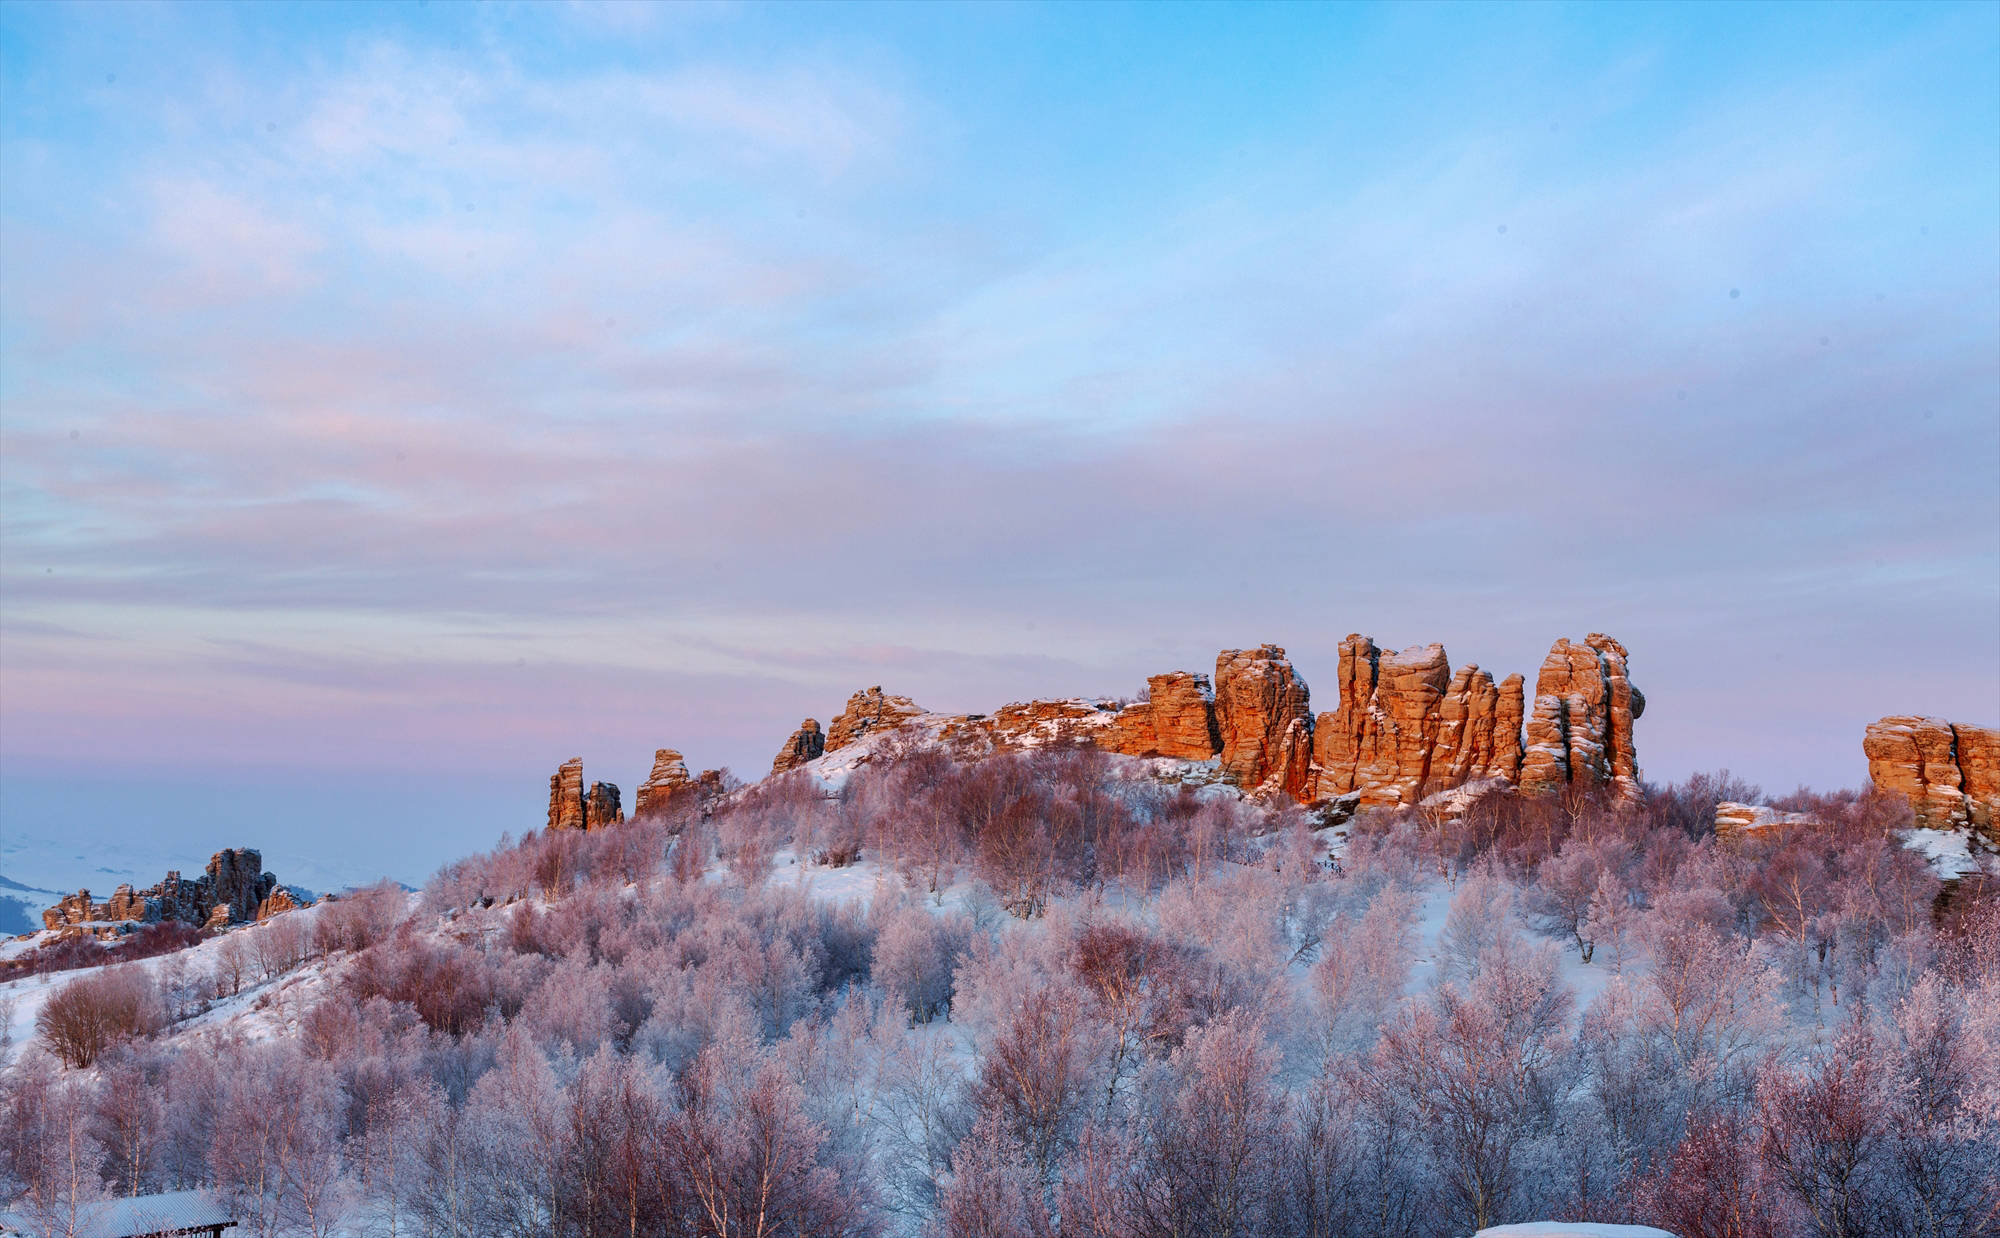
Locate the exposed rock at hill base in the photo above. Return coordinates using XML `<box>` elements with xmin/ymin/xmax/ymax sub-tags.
<box><xmin>825</xmin><ymin>687</ymin><xmax>927</xmax><ymax>752</ymax></box>
<box><xmin>1714</xmin><ymin>801</ymin><xmax>1818</xmax><ymax>845</ymax></box>
<box><xmin>585</xmin><ymin>781</ymin><xmax>623</xmax><ymax>830</ymax></box>
<box><xmin>1865</xmin><ymin>716</ymin><xmax>2000</xmax><ymax>838</ymax></box>
<box><xmin>1214</xmin><ymin>646</ymin><xmax>1315</xmax><ymax>798</ymax></box>
<box><xmin>771</xmin><ymin>720</ymin><xmax>826</xmax><ymax>774</ymax></box>
<box><xmin>634</xmin><ymin>749</ymin><xmax>693</xmax><ymax>819</ymax></box>
<box><xmin>547</xmin><ymin>758</ymin><xmax>586</xmax><ymax>831</ymax></box>
<box><xmin>1099</xmin><ymin>672</ymin><xmax>1222</xmax><ymax>760</ymax></box>
<box><xmin>1518</xmin><ymin>634</ymin><xmax>1644</xmax><ymax>802</ymax></box>
<box><xmin>41</xmin><ymin>848</ymin><xmax>297</xmax><ymax>935</ymax></box>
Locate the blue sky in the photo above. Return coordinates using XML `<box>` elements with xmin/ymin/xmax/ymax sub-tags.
<box><xmin>2</xmin><ymin>1</ymin><xmax>1996</xmax><ymax>889</ymax></box>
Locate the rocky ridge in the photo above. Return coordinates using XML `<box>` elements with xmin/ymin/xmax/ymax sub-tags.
<box><xmin>545</xmin><ymin>633</ymin><xmax>1654</xmax><ymax>827</ymax></box>
<box><xmin>753</xmin><ymin>633</ymin><xmax>1639</xmax><ymax>811</ymax></box>
<box><xmin>42</xmin><ymin>848</ymin><xmax>307</xmax><ymax>937</ymax></box>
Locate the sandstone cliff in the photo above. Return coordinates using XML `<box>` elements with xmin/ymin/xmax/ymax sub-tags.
<box><xmin>547</xmin><ymin>757</ymin><xmax>585</xmax><ymax>831</ymax></box>
<box><xmin>1518</xmin><ymin>634</ymin><xmax>1644</xmax><ymax>802</ymax></box>
<box><xmin>1313</xmin><ymin>638</ymin><xmax>1447</xmax><ymax>807</ymax></box>
<box><xmin>1099</xmin><ymin>672</ymin><xmax>1222</xmax><ymax>760</ymax></box>
<box><xmin>1309</xmin><ymin>637</ymin><xmax>1525</xmax><ymax>807</ymax></box>
<box><xmin>1214</xmin><ymin>646</ymin><xmax>1315</xmax><ymax>799</ymax></box>
<box><xmin>1865</xmin><ymin>716</ymin><xmax>1999</xmax><ymax>838</ymax></box>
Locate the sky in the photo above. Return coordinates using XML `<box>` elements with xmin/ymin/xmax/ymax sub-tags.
<box><xmin>2</xmin><ymin>1</ymin><xmax>1996</xmax><ymax>892</ymax></box>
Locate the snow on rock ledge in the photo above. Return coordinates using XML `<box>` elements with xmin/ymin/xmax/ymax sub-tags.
<box><xmin>1714</xmin><ymin>801</ymin><xmax>1817</xmax><ymax>843</ymax></box>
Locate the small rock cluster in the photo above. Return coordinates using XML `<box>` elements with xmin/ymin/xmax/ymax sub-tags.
<box><xmin>547</xmin><ymin>757</ymin><xmax>630</xmax><ymax>831</ymax></box>
<box><xmin>42</xmin><ymin>848</ymin><xmax>305</xmax><ymax>936</ymax></box>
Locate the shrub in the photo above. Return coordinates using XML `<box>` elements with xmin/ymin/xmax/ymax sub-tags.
<box><xmin>37</xmin><ymin>965</ymin><xmax>163</xmax><ymax>1068</ymax></box>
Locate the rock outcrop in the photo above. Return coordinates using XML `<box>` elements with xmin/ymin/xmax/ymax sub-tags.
<box><xmin>1865</xmin><ymin>716</ymin><xmax>2000</xmax><ymax>837</ymax></box>
<box><xmin>547</xmin><ymin>758</ymin><xmax>586</xmax><ymax>831</ymax></box>
<box><xmin>985</xmin><ymin>698</ymin><xmax>1118</xmax><ymax>748</ymax></box>
<box><xmin>771</xmin><ymin>720</ymin><xmax>826</xmax><ymax>774</ymax></box>
<box><xmin>1312</xmin><ymin>637</ymin><xmax>1527</xmax><ymax>807</ymax></box>
<box><xmin>585</xmin><ymin>781</ymin><xmax>623</xmax><ymax>830</ymax></box>
<box><xmin>751</xmin><ymin>634</ymin><xmax>1638</xmax><ymax>812</ymax></box>
<box><xmin>1214</xmin><ymin>646</ymin><xmax>1315</xmax><ymax>798</ymax></box>
<box><xmin>545</xmin><ymin>759</ymin><xmax>621</xmax><ymax>831</ymax></box>
<box><xmin>825</xmin><ymin>687</ymin><xmax>927</xmax><ymax>752</ymax></box>
<box><xmin>1312</xmin><ymin>638</ymin><xmax>1446</xmax><ymax>807</ymax></box>
<box><xmin>256</xmin><ymin>886</ymin><xmax>305</xmax><ymax>920</ymax></box>
<box><xmin>1518</xmin><ymin>634</ymin><xmax>1644</xmax><ymax>802</ymax></box>
<box><xmin>634</xmin><ymin>749</ymin><xmax>693</xmax><ymax>819</ymax></box>
<box><xmin>1436</xmin><ymin>667</ymin><xmax>1526</xmax><ymax>789</ymax></box>
<box><xmin>1714</xmin><ymin>801</ymin><xmax>1817</xmax><ymax>845</ymax></box>
<box><xmin>1099</xmin><ymin>672</ymin><xmax>1222</xmax><ymax>760</ymax></box>
<box><xmin>42</xmin><ymin>849</ymin><xmax>296</xmax><ymax>934</ymax></box>
<box><xmin>205</xmin><ymin>847</ymin><xmax>278</xmax><ymax>924</ymax></box>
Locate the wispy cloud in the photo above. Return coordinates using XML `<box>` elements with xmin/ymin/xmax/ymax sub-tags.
<box><xmin>1</xmin><ymin>2</ymin><xmax>1994</xmax><ymax>837</ymax></box>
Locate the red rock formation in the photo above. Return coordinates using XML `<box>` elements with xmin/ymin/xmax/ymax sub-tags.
<box><xmin>1865</xmin><ymin>716</ymin><xmax>2000</xmax><ymax>837</ymax></box>
<box><xmin>1308</xmin><ymin>638</ymin><xmax>1525</xmax><ymax>808</ymax></box>
<box><xmin>547</xmin><ymin>758</ymin><xmax>585</xmax><ymax>831</ymax></box>
<box><xmin>1963</xmin><ymin>724</ymin><xmax>2000</xmax><ymax>835</ymax></box>
<box><xmin>986</xmin><ymin>698</ymin><xmax>1115</xmax><ymax>748</ymax></box>
<box><xmin>584</xmin><ymin>781</ymin><xmax>624</xmax><ymax>830</ymax></box>
<box><xmin>1098</xmin><ymin>672</ymin><xmax>1221</xmax><ymax>760</ymax></box>
<box><xmin>1313</xmin><ymin>638</ymin><xmax>1449</xmax><ymax>807</ymax></box>
<box><xmin>634</xmin><ymin>749</ymin><xmax>693</xmax><ymax>819</ymax></box>
<box><xmin>771</xmin><ymin>720</ymin><xmax>826</xmax><ymax>774</ymax></box>
<box><xmin>1435</xmin><ymin>667</ymin><xmax>1525</xmax><ymax>789</ymax></box>
<box><xmin>1214</xmin><ymin>646</ymin><xmax>1314</xmax><ymax>798</ymax></box>
<box><xmin>1519</xmin><ymin>634</ymin><xmax>1644</xmax><ymax>802</ymax></box>
<box><xmin>1714</xmin><ymin>801</ymin><xmax>1817</xmax><ymax>846</ymax></box>
<box><xmin>256</xmin><ymin>887</ymin><xmax>303</xmax><ymax>920</ymax></box>
<box><xmin>824</xmin><ymin>687</ymin><xmax>927</xmax><ymax>752</ymax></box>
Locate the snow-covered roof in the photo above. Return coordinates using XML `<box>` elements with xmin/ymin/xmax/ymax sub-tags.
<box><xmin>1475</xmin><ymin>1226</ymin><xmax>1677</xmax><ymax>1238</ymax></box>
<box><xmin>0</xmin><ymin>1190</ymin><xmax>235</xmax><ymax>1237</ymax></box>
